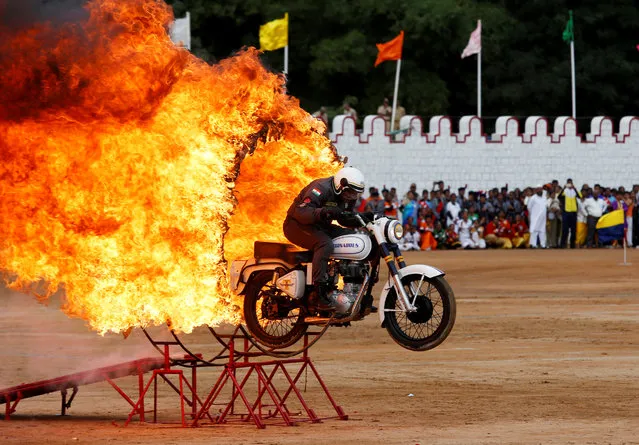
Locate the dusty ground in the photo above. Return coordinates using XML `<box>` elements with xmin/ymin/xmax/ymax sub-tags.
<box><xmin>1</xmin><ymin>249</ymin><xmax>638</xmax><ymax>444</ymax></box>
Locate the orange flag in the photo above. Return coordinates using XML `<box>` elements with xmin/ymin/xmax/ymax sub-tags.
<box><xmin>374</xmin><ymin>31</ymin><xmax>404</xmax><ymax>67</ymax></box>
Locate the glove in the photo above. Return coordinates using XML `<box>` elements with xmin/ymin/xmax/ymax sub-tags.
<box><xmin>320</xmin><ymin>206</ymin><xmax>342</xmax><ymax>221</ymax></box>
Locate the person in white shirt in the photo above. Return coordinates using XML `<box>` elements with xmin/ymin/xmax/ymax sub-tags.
<box><xmin>445</xmin><ymin>194</ymin><xmax>462</xmax><ymax>228</ymax></box>
<box><xmin>582</xmin><ymin>188</ymin><xmax>603</xmax><ymax>248</ymax></box>
<box><xmin>527</xmin><ymin>185</ymin><xmax>548</xmax><ymax>248</ymax></box>
<box><xmin>471</xmin><ymin>219</ymin><xmax>487</xmax><ymax>249</ymax></box>
<box><xmin>398</xmin><ymin>225</ymin><xmax>421</xmax><ymax>251</ymax></box>
<box><xmin>455</xmin><ymin>210</ymin><xmax>476</xmax><ymax>249</ymax></box>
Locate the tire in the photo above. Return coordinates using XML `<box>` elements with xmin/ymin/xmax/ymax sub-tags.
<box><xmin>384</xmin><ymin>275</ymin><xmax>456</xmax><ymax>351</ymax></box>
<box><xmin>243</xmin><ymin>271</ymin><xmax>307</xmax><ymax>349</ymax></box>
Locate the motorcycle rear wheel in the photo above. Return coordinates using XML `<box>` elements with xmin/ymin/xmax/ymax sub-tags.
<box><xmin>243</xmin><ymin>271</ymin><xmax>308</xmax><ymax>349</ymax></box>
<box><xmin>384</xmin><ymin>275</ymin><xmax>456</xmax><ymax>351</ymax></box>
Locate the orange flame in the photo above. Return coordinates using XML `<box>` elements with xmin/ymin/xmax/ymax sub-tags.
<box><xmin>0</xmin><ymin>0</ymin><xmax>340</xmax><ymax>333</ymax></box>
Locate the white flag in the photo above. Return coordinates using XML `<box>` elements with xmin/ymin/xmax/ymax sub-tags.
<box><xmin>461</xmin><ymin>20</ymin><xmax>481</xmax><ymax>58</ymax></box>
<box><xmin>170</xmin><ymin>12</ymin><xmax>191</xmax><ymax>50</ymax></box>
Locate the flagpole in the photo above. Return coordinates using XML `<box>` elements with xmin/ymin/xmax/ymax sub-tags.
<box><xmin>284</xmin><ymin>45</ymin><xmax>289</xmax><ymax>75</ymax></box>
<box><xmin>390</xmin><ymin>59</ymin><xmax>402</xmax><ymax>133</ymax></box>
<box><xmin>477</xmin><ymin>20</ymin><xmax>482</xmax><ymax>118</ymax></box>
<box><xmin>570</xmin><ymin>39</ymin><xmax>576</xmax><ymax>118</ymax></box>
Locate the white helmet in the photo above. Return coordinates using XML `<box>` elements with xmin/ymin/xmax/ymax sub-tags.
<box><xmin>333</xmin><ymin>167</ymin><xmax>365</xmax><ymax>194</ymax></box>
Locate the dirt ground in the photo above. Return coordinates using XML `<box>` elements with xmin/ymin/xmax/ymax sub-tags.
<box><xmin>1</xmin><ymin>249</ymin><xmax>638</xmax><ymax>445</ymax></box>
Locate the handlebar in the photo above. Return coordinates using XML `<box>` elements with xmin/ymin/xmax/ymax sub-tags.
<box><xmin>340</xmin><ymin>211</ymin><xmax>375</xmax><ymax>227</ymax></box>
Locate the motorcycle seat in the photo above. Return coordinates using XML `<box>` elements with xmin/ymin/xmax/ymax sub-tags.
<box><xmin>254</xmin><ymin>241</ymin><xmax>313</xmax><ymax>264</ymax></box>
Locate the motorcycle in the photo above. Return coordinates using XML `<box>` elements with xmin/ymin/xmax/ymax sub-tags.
<box><xmin>229</xmin><ymin>212</ymin><xmax>456</xmax><ymax>351</ymax></box>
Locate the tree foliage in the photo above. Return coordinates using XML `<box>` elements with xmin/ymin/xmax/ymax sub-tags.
<box><xmin>168</xmin><ymin>0</ymin><xmax>639</xmax><ymax>120</ymax></box>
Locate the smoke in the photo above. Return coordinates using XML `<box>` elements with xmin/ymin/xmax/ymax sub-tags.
<box><xmin>0</xmin><ymin>0</ymin><xmax>89</xmax><ymax>30</ymax></box>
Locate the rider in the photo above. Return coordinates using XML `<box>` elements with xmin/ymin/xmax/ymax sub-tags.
<box><xmin>283</xmin><ymin>166</ymin><xmax>375</xmax><ymax>313</ymax></box>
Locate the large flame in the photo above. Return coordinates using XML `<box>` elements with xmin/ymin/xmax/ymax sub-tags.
<box><xmin>0</xmin><ymin>0</ymin><xmax>340</xmax><ymax>333</ymax></box>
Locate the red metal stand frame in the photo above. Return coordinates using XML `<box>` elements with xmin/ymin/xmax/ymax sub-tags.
<box><xmin>191</xmin><ymin>332</ymin><xmax>348</xmax><ymax>429</ymax></box>
<box><xmin>123</xmin><ymin>344</ymin><xmax>205</xmax><ymax>427</ymax></box>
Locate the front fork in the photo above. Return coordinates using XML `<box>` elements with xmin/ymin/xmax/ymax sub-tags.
<box><xmin>380</xmin><ymin>243</ymin><xmax>416</xmax><ymax>312</ymax></box>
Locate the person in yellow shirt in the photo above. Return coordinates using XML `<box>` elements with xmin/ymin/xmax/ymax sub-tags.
<box><xmin>559</xmin><ymin>178</ymin><xmax>582</xmax><ymax>249</ymax></box>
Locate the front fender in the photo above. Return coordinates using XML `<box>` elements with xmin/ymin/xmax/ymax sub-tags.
<box><xmin>378</xmin><ymin>264</ymin><xmax>445</xmax><ymax>326</ymax></box>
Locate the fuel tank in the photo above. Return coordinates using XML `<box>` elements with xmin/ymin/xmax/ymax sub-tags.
<box><xmin>330</xmin><ymin>234</ymin><xmax>372</xmax><ymax>261</ymax></box>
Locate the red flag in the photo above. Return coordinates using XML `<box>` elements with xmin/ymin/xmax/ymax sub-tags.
<box><xmin>374</xmin><ymin>31</ymin><xmax>404</xmax><ymax>67</ymax></box>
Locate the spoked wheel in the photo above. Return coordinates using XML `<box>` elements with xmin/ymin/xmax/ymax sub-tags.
<box><xmin>384</xmin><ymin>274</ymin><xmax>456</xmax><ymax>351</ymax></box>
<box><xmin>243</xmin><ymin>271</ymin><xmax>308</xmax><ymax>349</ymax></box>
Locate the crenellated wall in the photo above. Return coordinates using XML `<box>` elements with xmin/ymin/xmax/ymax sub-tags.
<box><xmin>330</xmin><ymin>115</ymin><xmax>639</xmax><ymax>194</ymax></box>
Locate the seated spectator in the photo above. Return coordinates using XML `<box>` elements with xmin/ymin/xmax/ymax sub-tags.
<box><xmin>455</xmin><ymin>210</ymin><xmax>476</xmax><ymax>249</ymax></box>
<box><xmin>484</xmin><ymin>215</ymin><xmax>500</xmax><ymax>248</ymax></box>
<box><xmin>511</xmin><ymin>214</ymin><xmax>530</xmax><ymax>248</ymax></box>
<box><xmin>495</xmin><ymin>212</ymin><xmax>514</xmax><ymax>249</ymax></box>
<box><xmin>418</xmin><ymin>214</ymin><xmax>437</xmax><ymax>251</ymax></box>
<box><xmin>433</xmin><ymin>221</ymin><xmax>447</xmax><ymax>249</ymax></box>
<box><xmin>444</xmin><ymin>224</ymin><xmax>461</xmax><ymax>249</ymax></box>
<box><xmin>471</xmin><ymin>219</ymin><xmax>487</xmax><ymax>249</ymax></box>
<box><xmin>398</xmin><ymin>224</ymin><xmax>421</xmax><ymax>251</ymax></box>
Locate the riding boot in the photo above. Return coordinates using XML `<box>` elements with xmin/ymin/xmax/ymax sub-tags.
<box><xmin>362</xmin><ymin>294</ymin><xmax>378</xmax><ymax>314</ymax></box>
<box><xmin>307</xmin><ymin>282</ymin><xmax>335</xmax><ymax>312</ymax></box>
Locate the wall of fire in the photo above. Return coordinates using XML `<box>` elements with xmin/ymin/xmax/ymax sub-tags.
<box><xmin>330</xmin><ymin>115</ymin><xmax>639</xmax><ymax>194</ymax></box>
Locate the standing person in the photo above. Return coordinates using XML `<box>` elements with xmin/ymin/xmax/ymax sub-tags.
<box><xmin>377</xmin><ymin>97</ymin><xmax>392</xmax><ymax>132</ymax></box>
<box><xmin>343</xmin><ymin>102</ymin><xmax>358</xmax><ymax>124</ymax></box>
<box><xmin>527</xmin><ymin>185</ymin><xmax>548</xmax><ymax>248</ymax></box>
<box><xmin>382</xmin><ymin>189</ymin><xmax>399</xmax><ymax>219</ymax></box>
<box><xmin>312</xmin><ymin>106</ymin><xmax>329</xmax><ymax>126</ymax></box>
<box><xmin>576</xmin><ymin>191</ymin><xmax>588</xmax><ymax>247</ymax></box>
<box><xmin>582</xmin><ymin>188</ymin><xmax>603</xmax><ymax>248</ymax></box>
<box><xmin>625</xmin><ymin>194</ymin><xmax>634</xmax><ymax>247</ymax></box>
<box><xmin>547</xmin><ymin>189</ymin><xmax>562</xmax><ymax>248</ymax></box>
<box><xmin>559</xmin><ymin>179</ymin><xmax>582</xmax><ymax>249</ymax></box>
<box><xmin>393</xmin><ymin>100</ymin><xmax>406</xmax><ymax>134</ymax></box>
<box><xmin>401</xmin><ymin>191</ymin><xmax>419</xmax><ymax>227</ymax></box>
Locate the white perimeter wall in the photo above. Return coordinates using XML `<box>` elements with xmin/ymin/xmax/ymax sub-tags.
<box><xmin>330</xmin><ymin>115</ymin><xmax>639</xmax><ymax>194</ymax></box>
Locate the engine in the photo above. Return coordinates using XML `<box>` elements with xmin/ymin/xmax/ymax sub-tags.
<box><xmin>326</xmin><ymin>260</ymin><xmax>368</xmax><ymax>315</ymax></box>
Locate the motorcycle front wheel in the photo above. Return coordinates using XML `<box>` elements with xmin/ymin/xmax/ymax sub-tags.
<box><xmin>384</xmin><ymin>274</ymin><xmax>456</xmax><ymax>351</ymax></box>
<box><xmin>243</xmin><ymin>271</ymin><xmax>308</xmax><ymax>349</ymax></box>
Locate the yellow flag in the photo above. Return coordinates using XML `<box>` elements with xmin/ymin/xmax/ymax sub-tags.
<box><xmin>259</xmin><ymin>13</ymin><xmax>288</xmax><ymax>51</ymax></box>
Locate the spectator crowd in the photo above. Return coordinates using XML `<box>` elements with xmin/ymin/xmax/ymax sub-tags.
<box><xmin>355</xmin><ymin>180</ymin><xmax>639</xmax><ymax>252</ymax></box>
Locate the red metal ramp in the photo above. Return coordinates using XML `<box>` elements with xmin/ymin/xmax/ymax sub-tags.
<box><xmin>1</xmin><ymin>357</ymin><xmax>165</xmax><ymax>420</ymax></box>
